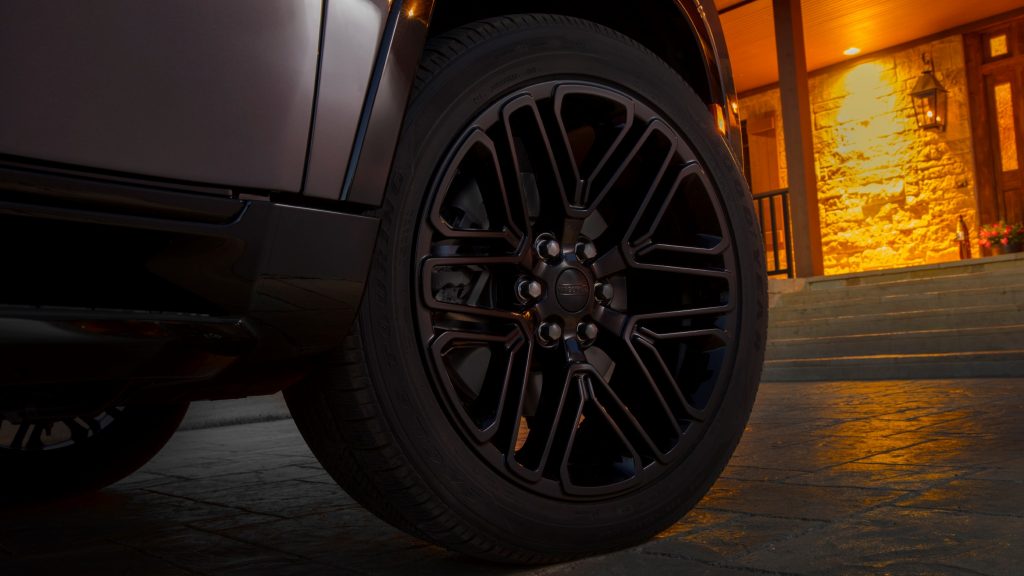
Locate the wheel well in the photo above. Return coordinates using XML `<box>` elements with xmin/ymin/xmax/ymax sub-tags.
<box><xmin>427</xmin><ymin>0</ymin><xmax>715</xmax><ymax>107</ymax></box>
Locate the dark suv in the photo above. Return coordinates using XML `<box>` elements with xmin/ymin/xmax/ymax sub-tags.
<box><xmin>0</xmin><ymin>1</ymin><xmax>765</xmax><ymax>562</ymax></box>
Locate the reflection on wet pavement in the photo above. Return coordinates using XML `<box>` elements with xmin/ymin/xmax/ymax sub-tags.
<box><xmin>0</xmin><ymin>378</ymin><xmax>1020</xmax><ymax>575</ymax></box>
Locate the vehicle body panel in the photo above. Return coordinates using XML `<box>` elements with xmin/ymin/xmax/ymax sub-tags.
<box><xmin>303</xmin><ymin>0</ymin><xmax>391</xmax><ymax>199</ymax></box>
<box><xmin>0</xmin><ymin>0</ymin><xmax>738</xmax><ymax>412</ymax></box>
<box><xmin>0</xmin><ymin>163</ymin><xmax>379</xmax><ymax>413</ymax></box>
<box><xmin>1</xmin><ymin>0</ymin><xmax>371</xmax><ymax>192</ymax></box>
<box><xmin>342</xmin><ymin>0</ymin><xmax>740</xmax><ymax>205</ymax></box>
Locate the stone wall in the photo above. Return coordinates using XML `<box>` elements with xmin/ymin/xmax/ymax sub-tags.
<box><xmin>739</xmin><ymin>34</ymin><xmax>978</xmax><ymax>275</ymax></box>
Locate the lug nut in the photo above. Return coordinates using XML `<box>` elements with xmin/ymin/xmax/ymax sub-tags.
<box><xmin>577</xmin><ymin>322</ymin><xmax>599</xmax><ymax>342</ymax></box>
<box><xmin>536</xmin><ymin>236</ymin><xmax>561</xmax><ymax>261</ymax></box>
<box><xmin>595</xmin><ymin>282</ymin><xmax>614</xmax><ymax>303</ymax></box>
<box><xmin>537</xmin><ymin>321</ymin><xmax>563</xmax><ymax>344</ymax></box>
<box><xmin>575</xmin><ymin>241</ymin><xmax>598</xmax><ymax>263</ymax></box>
<box><xmin>516</xmin><ymin>278</ymin><xmax>543</xmax><ymax>302</ymax></box>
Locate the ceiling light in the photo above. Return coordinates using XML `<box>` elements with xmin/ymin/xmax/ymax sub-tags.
<box><xmin>844</xmin><ymin>47</ymin><xmax>862</xmax><ymax>56</ymax></box>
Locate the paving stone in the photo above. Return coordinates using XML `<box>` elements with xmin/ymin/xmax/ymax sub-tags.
<box><xmin>536</xmin><ymin>549</ymin><xmax>760</xmax><ymax>576</ymax></box>
<box><xmin>2</xmin><ymin>378</ymin><xmax>1021</xmax><ymax>575</ymax></box>
<box><xmin>116</xmin><ymin>526</ymin><xmax>342</xmax><ymax>575</ymax></box>
<box><xmin>655</xmin><ymin>508</ymin><xmax>741</xmax><ymax>540</ymax></box>
<box><xmin>970</xmin><ymin>457</ymin><xmax>1024</xmax><ymax>481</ymax></box>
<box><xmin>783</xmin><ymin>462</ymin><xmax>971</xmax><ymax>491</ymax></box>
<box><xmin>777</xmin><ymin>434</ymin><xmax>935</xmax><ymax>470</ymax></box>
<box><xmin>645</xmin><ymin>512</ymin><xmax>828</xmax><ymax>563</ymax></box>
<box><xmin>857</xmin><ymin>437</ymin><xmax>1019</xmax><ymax>467</ymax></box>
<box><xmin>697</xmin><ymin>477</ymin><xmax>907</xmax><ymax>521</ymax></box>
<box><xmin>720</xmin><ymin>465</ymin><xmax>806</xmax><ymax>482</ymax></box>
<box><xmin>213</xmin><ymin>510</ymin><xmax>440</xmax><ymax>572</ymax></box>
<box><xmin>897</xmin><ymin>477</ymin><xmax>1024</xmax><ymax>517</ymax></box>
<box><xmin>148</xmin><ymin>478</ymin><xmax>353</xmax><ymax>519</ymax></box>
<box><xmin>732</xmin><ymin>507</ymin><xmax>1024</xmax><ymax>576</ymax></box>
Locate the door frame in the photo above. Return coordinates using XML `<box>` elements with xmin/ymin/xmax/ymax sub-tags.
<box><xmin>965</xmin><ymin>15</ymin><xmax>1024</xmax><ymax>225</ymax></box>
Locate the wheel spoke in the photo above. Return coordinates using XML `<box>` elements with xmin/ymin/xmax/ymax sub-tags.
<box><xmin>622</xmin><ymin>333</ymin><xmax>691</xmax><ymax>428</ymax></box>
<box><xmin>552</xmin><ymin>85</ymin><xmax>636</xmax><ymax>208</ymax></box>
<box><xmin>26</xmin><ymin>423</ymin><xmax>45</xmax><ymax>451</ymax></box>
<box><xmin>430</xmin><ymin>128</ymin><xmax>526</xmax><ymax>248</ymax></box>
<box><xmin>593</xmin><ymin>304</ymin><xmax>629</xmax><ymax>338</ymax></box>
<box><xmin>628</xmin><ymin>262</ymin><xmax>732</xmax><ymax>280</ymax></box>
<box><xmin>588</xmin><ymin>119</ymin><xmax>676</xmax><ymax>214</ymax></box>
<box><xmin>632</xmin><ymin>303</ymin><xmax>735</xmax><ymax>323</ymax></box>
<box><xmin>635</xmin><ymin>241</ymin><xmax>728</xmax><ymax>257</ymax></box>
<box><xmin>631</xmin><ymin>335</ymin><xmax>708</xmax><ymax>422</ymax></box>
<box><xmin>559</xmin><ymin>373</ymin><xmax>643</xmax><ymax>494</ymax></box>
<box><xmin>625</xmin><ymin>162</ymin><xmax>699</xmax><ymax>248</ymax></box>
<box><xmin>591</xmin><ymin>247</ymin><xmax>627</xmax><ymax>279</ymax></box>
<box><xmin>63</xmin><ymin>418</ymin><xmax>90</xmax><ymax>443</ymax></box>
<box><xmin>588</xmin><ymin>369</ymin><xmax>671</xmax><ymax>465</ymax></box>
<box><xmin>637</xmin><ymin>326</ymin><xmax>730</xmax><ymax>344</ymax></box>
<box><xmin>430</xmin><ymin>327</ymin><xmax>531</xmax><ymax>443</ymax></box>
<box><xmin>598</xmin><ymin>303</ymin><xmax>734</xmax><ymax>345</ymax></box>
<box><xmin>506</xmin><ymin>364</ymin><xmax>575</xmax><ymax>481</ymax></box>
<box><xmin>621</xmin><ymin>161</ymin><xmax>733</xmax><ymax>277</ymax></box>
<box><xmin>501</xmin><ymin>93</ymin><xmax>573</xmax><ymax>228</ymax></box>
<box><xmin>10</xmin><ymin>422</ymin><xmax>29</xmax><ymax>451</ymax></box>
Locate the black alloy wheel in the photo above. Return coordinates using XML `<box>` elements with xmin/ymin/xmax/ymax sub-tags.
<box><xmin>0</xmin><ymin>403</ymin><xmax>188</xmax><ymax>502</ymax></box>
<box><xmin>419</xmin><ymin>81</ymin><xmax>740</xmax><ymax>498</ymax></box>
<box><xmin>286</xmin><ymin>14</ymin><xmax>766</xmax><ymax>563</ymax></box>
<box><xmin>0</xmin><ymin>407</ymin><xmax>124</xmax><ymax>452</ymax></box>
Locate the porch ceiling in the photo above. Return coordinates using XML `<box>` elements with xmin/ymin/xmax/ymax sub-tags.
<box><xmin>716</xmin><ymin>0</ymin><xmax>1023</xmax><ymax>93</ymax></box>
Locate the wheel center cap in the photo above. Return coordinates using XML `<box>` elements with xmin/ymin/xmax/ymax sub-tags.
<box><xmin>555</xmin><ymin>269</ymin><xmax>590</xmax><ymax>313</ymax></box>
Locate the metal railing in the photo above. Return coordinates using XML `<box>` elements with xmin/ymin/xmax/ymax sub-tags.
<box><xmin>752</xmin><ymin>188</ymin><xmax>794</xmax><ymax>278</ymax></box>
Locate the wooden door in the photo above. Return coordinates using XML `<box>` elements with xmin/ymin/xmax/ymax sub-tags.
<box><xmin>967</xmin><ymin>18</ymin><xmax>1024</xmax><ymax>225</ymax></box>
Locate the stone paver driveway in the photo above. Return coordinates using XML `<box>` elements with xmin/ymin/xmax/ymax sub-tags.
<box><xmin>2</xmin><ymin>379</ymin><xmax>1021</xmax><ymax>575</ymax></box>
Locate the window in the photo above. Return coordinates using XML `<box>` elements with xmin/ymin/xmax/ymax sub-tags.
<box><xmin>994</xmin><ymin>81</ymin><xmax>1019</xmax><ymax>172</ymax></box>
<box><xmin>989</xmin><ymin>34</ymin><xmax>1009</xmax><ymax>59</ymax></box>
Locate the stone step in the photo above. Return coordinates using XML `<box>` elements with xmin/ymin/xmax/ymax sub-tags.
<box><xmin>763</xmin><ymin>254</ymin><xmax>1024</xmax><ymax>381</ymax></box>
<box><xmin>769</xmin><ymin>303</ymin><xmax>1024</xmax><ymax>339</ymax></box>
<box><xmin>770</xmin><ymin>283</ymin><xmax>1024</xmax><ymax>322</ymax></box>
<box><xmin>767</xmin><ymin>324</ymin><xmax>1024</xmax><ymax>360</ymax></box>
<box><xmin>779</xmin><ymin>269</ymin><xmax>1024</xmax><ymax>306</ymax></box>
<box><xmin>800</xmin><ymin>252</ymin><xmax>1024</xmax><ymax>290</ymax></box>
<box><xmin>762</xmin><ymin>350</ymin><xmax>1024</xmax><ymax>381</ymax></box>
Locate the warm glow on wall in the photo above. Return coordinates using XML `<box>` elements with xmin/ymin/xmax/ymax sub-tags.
<box><xmin>821</xmin><ymin>62</ymin><xmax>915</xmax><ymax>273</ymax></box>
<box><xmin>812</xmin><ymin>45</ymin><xmax>975</xmax><ymax>274</ymax></box>
<box><xmin>738</xmin><ymin>36</ymin><xmax>978</xmax><ymax>276</ymax></box>
<box><xmin>834</xmin><ymin>63</ymin><xmax>911</xmax><ymax>174</ymax></box>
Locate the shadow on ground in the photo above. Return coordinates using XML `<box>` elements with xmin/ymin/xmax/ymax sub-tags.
<box><xmin>1</xmin><ymin>379</ymin><xmax>1021</xmax><ymax>575</ymax></box>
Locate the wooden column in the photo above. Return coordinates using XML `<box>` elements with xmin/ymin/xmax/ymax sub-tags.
<box><xmin>773</xmin><ymin>0</ymin><xmax>824</xmax><ymax>277</ymax></box>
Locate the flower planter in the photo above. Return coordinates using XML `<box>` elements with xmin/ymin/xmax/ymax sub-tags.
<box><xmin>980</xmin><ymin>221</ymin><xmax>1024</xmax><ymax>256</ymax></box>
<box><xmin>992</xmin><ymin>242</ymin><xmax>1023</xmax><ymax>255</ymax></box>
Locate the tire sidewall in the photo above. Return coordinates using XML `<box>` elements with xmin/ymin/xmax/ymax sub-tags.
<box><xmin>363</xmin><ymin>18</ymin><xmax>766</xmax><ymax>555</ymax></box>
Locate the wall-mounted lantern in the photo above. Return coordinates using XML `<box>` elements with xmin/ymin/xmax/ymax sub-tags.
<box><xmin>911</xmin><ymin>54</ymin><xmax>948</xmax><ymax>131</ymax></box>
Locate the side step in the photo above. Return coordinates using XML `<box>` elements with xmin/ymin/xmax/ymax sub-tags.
<box><xmin>0</xmin><ymin>307</ymin><xmax>256</xmax><ymax>388</ymax></box>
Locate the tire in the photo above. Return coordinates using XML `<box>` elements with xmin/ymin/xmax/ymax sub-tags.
<box><xmin>286</xmin><ymin>14</ymin><xmax>767</xmax><ymax>563</ymax></box>
<box><xmin>0</xmin><ymin>403</ymin><xmax>188</xmax><ymax>503</ymax></box>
